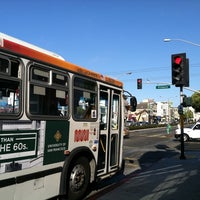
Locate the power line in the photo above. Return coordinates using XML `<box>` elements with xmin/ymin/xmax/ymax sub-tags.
<box><xmin>105</xmin><ymin>63</ymin><xmax>200</xmax><ymax>76</ymax></box>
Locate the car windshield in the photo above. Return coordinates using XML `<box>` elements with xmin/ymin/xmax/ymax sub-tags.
<box><xmin>191</xmin><ymin>123</ymin><xmax>200</xmax><ymax>129</ymax></box>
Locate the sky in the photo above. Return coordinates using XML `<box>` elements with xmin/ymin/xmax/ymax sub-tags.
<box><xmin>1</xmin><ymin>0</ymin><xmax>200</xmax><ymax>107</ymax></box>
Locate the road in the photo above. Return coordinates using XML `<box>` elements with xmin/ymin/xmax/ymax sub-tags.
<box><xmin>86</xmin><ymin>126</ymin><xmax>200</xmax><ymax>199</ymax></box>
<box><xmin>86</xmin><ymin>127</ymin><xmax>178</xmax><ymax>199</ymax></box>
<box><xmin>123</xmin><ymin>127</ymin><xmax>178</xmax><ymax>175</ymax></box>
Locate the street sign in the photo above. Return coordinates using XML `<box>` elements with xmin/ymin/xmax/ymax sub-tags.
<box><xmin>156</xmin><ymin>85</ymin><xmax>171</xmax><ymax>89</ymax></box>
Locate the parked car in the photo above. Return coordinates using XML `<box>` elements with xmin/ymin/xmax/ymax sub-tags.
<box><xmin>138</xmin><ymin>121</ymin><xmax>149</xmax><ymax>126</ymax></box>
<box><xmin>174</xmin><ymin>122</ymin><xmax>200</xmax><ymax>142</ymax></box>
<box><xmin>125</xmin><ymin>120</ymin><xmax>135</xmax><ymax>127</ymax></box>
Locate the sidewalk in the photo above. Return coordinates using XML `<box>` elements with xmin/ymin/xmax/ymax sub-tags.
<box><xmin>97</xmin><ymin>151</ymin><xmax>200</xmax><ymax>200</ymax></box>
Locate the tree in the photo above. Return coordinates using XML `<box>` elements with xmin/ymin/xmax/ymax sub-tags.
<box><xmin>183</xmin><ymin>109</ymin><xmax>193</xmax><ymax>122</ymax></box>
<box><xmin>191</xmin><ymin>91</ymin><xmax>200</xmax><ymax>112</ymax></box>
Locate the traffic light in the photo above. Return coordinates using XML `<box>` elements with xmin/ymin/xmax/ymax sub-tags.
<box><xmin>171</xmin><ymin>53</ymin><xmax>189</xmax><ymax>87</ymax></box>
<box><xmin>137</xmin><ymin>78</ymin><xmax>142</xmax><ymax>89</ymax></box>
<box><xmin>130</xmin><ymin>96</ymin><xmax>137</xmax><ymax>111</ymax></box>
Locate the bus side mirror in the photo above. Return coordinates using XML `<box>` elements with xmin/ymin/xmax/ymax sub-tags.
<box><xmin>130</xmin><ymin>96</ymin><xmax>137</xmax><ymax>112</ymax></box>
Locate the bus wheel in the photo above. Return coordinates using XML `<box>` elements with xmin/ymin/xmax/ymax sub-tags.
<box><xmin>67</xmin><ymin>157</ymin><xmax>90</xmax><ymax>200</ymax></box>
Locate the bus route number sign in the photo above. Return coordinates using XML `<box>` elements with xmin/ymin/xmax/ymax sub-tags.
<box><xmin>0</xmin><ymin>131</ymin><xmax>38</xmax><ymax>163</ymax></box>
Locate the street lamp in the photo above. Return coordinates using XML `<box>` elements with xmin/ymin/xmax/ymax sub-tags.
<box><xmin>164</xmin><ymin>38</ymin><xmax>200</xmax><ymax>47</ymax></box>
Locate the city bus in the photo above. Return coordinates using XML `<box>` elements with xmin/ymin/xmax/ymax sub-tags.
<box><xmin>0</xmin><ymin>33</ymin><xmax>137</xmax><ymax>200</ymax></box>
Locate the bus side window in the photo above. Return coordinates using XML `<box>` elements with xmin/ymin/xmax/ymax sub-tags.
<box><xmin>57</xmin><ymin>93</ymin><xmax>69</xmax><ymax>116</ymax></box>
<box><xmin>0</xmin><ymin>57</ymin><xmax>21</xmax><ymax>116</ymax></box>
<box><xmin>100</xmin><ymin>91</ymin><xmax>108</xmax><ymax>130</ymax></box>
<box><xmin>0</xmin><ymin>79</ymin><xmax>20</xmax><ymax>115</ymax></box>
<box><xmin>73</xmin><ymin>77</ymin><xmax>97</xmax><ymax>121</ymax></box>
<box><xmin>111</xmin><ymin>94</ymin><xmax>119</xmax><ymax>130</ymax></box>
<box><xmin>73</xmin><ymin>90</ymin><xmax>97</xmax><ymax>120</ymax></box>
<box><xmin>0</xmin><ymin>57</ymin><xmax>9</xmax><ymax>73</ymax></box>
<box><xmin>29</xmin><ymin>65</ymin><xmax>69</xmax><ymax>118</ymax></box>
<box><xmin>30</xmin><ymin>85</ymin><xmax>68</xmax><ymax>117</ymax></box>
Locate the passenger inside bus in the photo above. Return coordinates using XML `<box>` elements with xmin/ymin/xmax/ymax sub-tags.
<box><xmin>49</xmin><ymin>93</ymin><xmax>69</xmax><ymax>116</ymax></box>
<box><xmin>74</xmin><ymin>96</ymin><xmax>96</xmax><ymax>120</ymax></box>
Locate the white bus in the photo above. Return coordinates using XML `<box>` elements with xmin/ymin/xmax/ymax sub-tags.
<box><xmin>0</xmin><ymin>33</ymin><xmax>136</xmax><ymax>200</ymax></box>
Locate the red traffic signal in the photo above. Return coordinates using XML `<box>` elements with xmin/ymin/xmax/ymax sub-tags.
<box><xmin>174</xmin><ymin>56</ymin><xmax>182</xmax><ymax>65</ymax></box>
<box><xmin>171</xmin><ymin>53</ymin><xmax>189</xmax><ymax>87</ymax></box>
<box><xmin>137</xmin><ymin>78</ymin><xmax>142</xmax><ymax>89</ymax></box>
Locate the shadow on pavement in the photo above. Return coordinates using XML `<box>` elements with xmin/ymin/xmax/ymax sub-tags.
<box><xmin>137</xmin><ymin>143</ymin><xmax>179</xmax><ymax>170</ymax></box>
<box><xmin>88</xmin><ymin>143</ymin><xmax>180</xmax><ymax>198</ymax></box>
<box><xmin>124</xmin><ymin>151</ymin><xmax>200</xmax><ymax>200</ymax></box>
<box><xmin>92</xmin><ymin>145</ymin><xmax>200</xmax><ymax>199</ymax></box>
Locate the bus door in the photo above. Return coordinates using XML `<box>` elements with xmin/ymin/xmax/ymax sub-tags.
<box><xmin>97</xmin><ymin>86</ymin><xmax>121</xmax><ymax>175</ymax></box>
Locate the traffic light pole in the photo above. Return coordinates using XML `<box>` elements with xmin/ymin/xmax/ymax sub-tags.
<box><xmin>171</xmin><ymin>52</ymin><xmax>189</xmax><ymax>159</ymax></box>
<box><xmin>179</xmin><ymin>86</ymin><xmax>186</xmax><ymax>160</ymax></box>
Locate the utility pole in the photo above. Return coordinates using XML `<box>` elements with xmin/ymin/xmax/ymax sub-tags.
<box><xmin>179</xmin><ymin>86</ymin><xmax>186</xmax><ymax>159</ymax></box>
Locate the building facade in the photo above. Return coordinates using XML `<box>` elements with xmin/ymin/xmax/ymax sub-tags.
<box><xmin>128</xmin><ymin>99</ymin><xmax>179</xmax><ymax>124</ymax></box>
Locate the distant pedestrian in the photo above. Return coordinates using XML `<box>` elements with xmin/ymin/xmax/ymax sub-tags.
<box><xmin>166</xmin><ymin>123</ymin><xmax>171</xmax><ymax>134</ymax></box>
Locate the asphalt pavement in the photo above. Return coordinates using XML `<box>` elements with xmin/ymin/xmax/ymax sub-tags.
<box><xmin>94</xmin><ymin>142</ymin><xmax>200</xmax><ymax>200</ymax></box>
